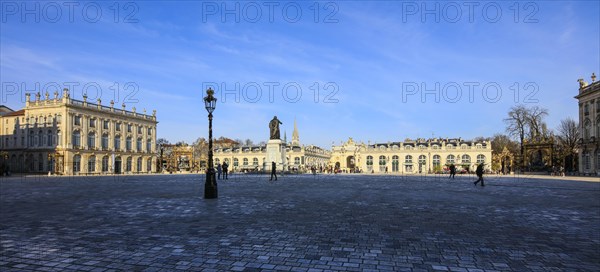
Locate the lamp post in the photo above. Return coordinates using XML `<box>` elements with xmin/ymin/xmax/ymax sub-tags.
<box><xmin>204</xmin><ymin>88</ymin><xmax>218</xmax><ymax>199</ymax></box>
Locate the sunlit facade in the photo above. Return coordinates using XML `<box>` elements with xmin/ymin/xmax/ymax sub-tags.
<box><xmin>0</xmin><ymin>89</ymin><xmax>158</xmax><ymax>175</ymax></box>
<box><xmin>575</xmin><ymin>73</ymin><xmax>600</xmax><ymax>176</ymax></box>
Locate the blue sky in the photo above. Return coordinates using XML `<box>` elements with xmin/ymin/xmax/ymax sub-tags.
<box><xmin>1</xmin><ymin>1</ymin><xmax>599</xmax><ymax>148</ymax></box>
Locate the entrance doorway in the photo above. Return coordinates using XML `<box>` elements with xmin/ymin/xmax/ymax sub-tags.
<box><xmin>114</xmin><ymin>157</ymin><xmax>122</xmax><ymax>174</ymax></box>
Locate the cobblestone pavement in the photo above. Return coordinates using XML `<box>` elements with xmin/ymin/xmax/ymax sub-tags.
<box><xmin>1</xmin><ymin>174</ymin><xmax>599</xmax><ymax>271</ymax></box>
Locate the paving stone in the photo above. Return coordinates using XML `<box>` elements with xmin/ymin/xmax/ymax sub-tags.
<box><xmin>1</xmin><ymin>174</ymin><xmax>599</xmax><ymax>271</ymax></box>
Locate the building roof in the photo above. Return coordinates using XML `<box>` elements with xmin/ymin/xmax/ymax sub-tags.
<box><xmin>2</xmin><ymin>109</ymin><xmax>25</xmax><ymax>117</ymax></box>
<box><xmin>0</xmin><ymin>105</ymin><xmax>15</xmax><ymax>115</ymax></box>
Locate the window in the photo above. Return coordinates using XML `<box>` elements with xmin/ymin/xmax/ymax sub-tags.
<box><xmin>404</xmin><ymin>145</ymin><xmax>413</xmax><ymax>150</ymax></box>
<box><xmin>38</xmin><ymin>153</ymin><xmax>43</xmax><ymax>171</ymax></box>
<box><xmin>477</xmin><ymin>154</ymin><xmax>486</xmax><ymax>164</ymax></box>
<box><xmin>584</xmin><ymin>119</ymin><xmax>591</xmax><ymax>140</ymax></box>
<box><xmin>56</xmin><ymin>115</ymin><xmax>62</xmax><ymax>123</ymax></box>
<box><xmin>102</xmin><ymin>156</ymin><xmax>109</xmax><ymax>172</ymax></box>
<box><xmin>147</xmin><ymin>158</ymin><xmax>152</xmax><ymax>172</ymax></box>
<box><xmin>392</xmin><ymin>155</ymin><xmax>399</xmax><ymax>172</ymax></box>
<box><xmin>88</xmin><ymin>156</ymin><xmax>96</xmax><ymax>172</ymax></box>
<box><xmin>73</xmin><ymin>155</ymin><xmax>81</xmax><ymax>173</ymax></box>
<box><xmin>583</xmin><ymin>151</ymin><xmax>590</xmax><ymax>170</ymax></box>
<box><xmin>433</xmin><ymin>155</ymin><xmax>441</xmax><ymax>168</ymax></box>
<box><xmin>243</xmin><ymin>158</ymin><xmax>249</xmax><ymax>166</ymax></box>
<box><xmin>126</xmin><ymin>157</ymin><xmax>132</xmax><ymax>172</ymax></box>
<box><xmin>147</xmin><ymin>128</ymin><xmax>152</xmax><ymax>135</ymax></box>
<box><xmin>378</xmin><ymin>155</ymin><xmax>386</xmax><ymax>172</ymax></box>
<box><xmin>584</xmin><ymin>103</ymin><xmax>590</xmax><ymax>115</ymax></box>
<box><xmin>294</xmin><ymin>157</ymin><xmax>300</xmax><ymax>165</ymax></box>
<box><xmin>446</xmin><ymin>154</ymin><xmax>455</xmax><ymax>164</ymax></box>
<box><xmin>103</xmin><ymin>120</ymin><xmax>109</xmax><ymax>130</ymax></box>
<box><xmin>446</xmin><ymin>144</ymin><xmax>455</xmax><ymax>149</ymax></box>
<box><xmin>126</xmin><ymin>137</ymin><xmax>132</xmax><ymax>151</ymax></box>
<box><xmin>74</xmin><ymin>116</ymin><xmax>81</xmax><ymax>126</ymax></box>
<box><xmin>137</xmin><ymin>126</ymin><xmax>142</xmax><ymax>134</ymax></box>
<box><xmin>405</xmin><ymin>155</ymin><xmax>413</xmax><ymax>163</ymax></box>
<box><xmin>72</xmin><ymin>131</ymin><xmax>81</xmax><ymax>148</ymax></box>
<box><xmin>432</xmin><ymin>145</ymin><xmax>439</xmax><ymax>149</ymax></box>
<box><xmin>253</xmin><ymin>158</ymin><xmax>259</xmax><ymax>166</ymax></box>
<box><xmin>57</xmin><ymin>130</ymin><xmax>61</xmax><ymax>146</ymax></box>
<box><xmin>146</xmin><ymin>139</ymin><xmax>152</xmax><ymax>153</ymax></box>
<box><xmin>461</xmin><ymin>144</ymin><xmax>468</xmax><ymax>149</ymax></box>
<box><xmin>38</xmin><ymin>130</ymin><xmax>43</xmax><ymax>146</ymax></box>
<box><xmin>136</xmin><ymin>138</ymin><xmax>142</xmax><ymax>151</ymax></box>
<box><xmin>89</xmin><ymin>118</ymin><xmax>95</xmax><ymax>128</ymax></box>
<box><xmin>87</xmin><ymin>132</ymin><xmax>96</xmax><ymax>148</ymax></box>
<box><xmin>114</xmin><ymin>135</ymin><xmax>121</xmax><ymax>150</ymax></box>
<box><xmin>233</xmin><ymin>158</ymin><xmax>239</xmax><ymax>167</ymax></box>
<box><xmin>102</xmin><ymin>134</ymin><xmax>109</xmax><ymax>150</ymax></box>
<box><xmin>461</xmin><ymin>155</ymin><xmax>471</xmax><ymax>164</ymax></box>
<box><xmin>47</xmin><ymin>130</ymin><xmax>52</xmax><ymax>146</ymax></box>
<box><xmin>137</xmin><ymin>157</ymin><xmax>143</xmax><ymax>172</ymax></box>
<box><xmin>366</xmin><ymin>156</ymin><xmax>373</xmax><ymax>172</ymax></box>
<box><xmin>476</xmin><ymin>144</ymin><xmax>482</xmax><ymax>149</ymax></box>
<box><xmin>116</xmin><ymin>122</ymin><xmax>121</xmax><ymax>131</ymax></box>
<box><xmin>127</xmin><ymin>124</ymin><xmax>132</xmax><ymax>132</ymax></box>
<box><xmin>418</xmin><ymin>155</ymin><xmax>426</xmax><ymax>165</ymax></box>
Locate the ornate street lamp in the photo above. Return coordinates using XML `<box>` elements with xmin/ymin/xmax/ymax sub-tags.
<box><xmin>204</xmin><ymin>88</ymin><xmax>218</xmax><ymax>199</ymax></box>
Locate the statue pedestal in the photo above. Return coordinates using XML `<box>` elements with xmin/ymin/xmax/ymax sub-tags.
<box><xmin>266</xmin><ymin>139</ymin><xmax>285</xmax><ymax>171</ymax></box>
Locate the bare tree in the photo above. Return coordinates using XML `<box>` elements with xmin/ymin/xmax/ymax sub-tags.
<box><xmin>504</xmin><ymin>105</ymin><xmax>528</xmax><ymax>165</ymax></box>
<box><xmin>526</xmin><ymin>106</ymin><xmax>549</xmax><ymax>139</ymax></box>
<box><xmin>556</xmin><ymin>118</ymin><xmax>579</xmax><ymax>171</ymax></box>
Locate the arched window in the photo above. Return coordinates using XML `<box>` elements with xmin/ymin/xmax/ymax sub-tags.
<box><xmin>126</xmin><ymin>157</ymin><xmax>132</xmax><ymax>172</ymax></box>
<box><xmin>137</xmin><ymin>157</ymin><xmax>143</xmax><ymax>172</ymax></box>
<box><xmin>584</xmin><ymin>119</ymin><xmax>591</xmax><ymax>140</ymax></box>
<box><xmin>114</xmin><ymin>135</ymin><xmax>121</xmax><ymax>150</ymax></box>
<box><xmin>72</xmin><ymin>130</ymin><xmax>81</xmax><ymax>148</ymax></box>
<box><xmin>418</xmin><ymin>155</ymin><xmax>427</xmax><ymax>165</ymax></box>
<box><xmin>126</xmin><ymin>137</ymin><xmax>132</xmax><ymax>151</ymax></box>
<box><xmin>102</xmin><ymin>156</ymin><xmax>109</xmax><ymax>172</ymax></box>
<box><xmin>366</xmin><ymin>156</ymin><xmax>373</xmax><ymax>172</ymax></box>
<box><xmin>73</xmin><ymin>155</ymin><xmax>81</xmax><ymax>173</ymax></box>
<box><xmin>224</xmin><ymin>158</ymin><xmax>230</xmax><ymax>164</ymax></box>
<box><xmin>233</xmin><ymin>158</ymin><xmax>239</xmax><ymax>167</ymax></box>
<box><xmin>88</xmin><ymin>132</ymin><xmax>96</xmax><ymax>148</ymax></box>
<box><xmin>392</xmin><ymin>155</ymin><xmax>399</xmax><ymax>172</ymax></box>
<box><xmin>147</xmin><ymin>158</ymin><xmax>152</xmax><ymax>172</ymax></box>
<box><xmin>433</xmin><ymin>155</ymin><xmax>441</xmax><ymax>169</ymax></box>
<box><xmin>146</xmin><ymin>138</ymin><xmax>152</xmax><ymax>152</ymax></box>
<box><xmin>243</xmin><ymin>158</ymin><xmax>249</xmax><ymax>166</ymax></box>
<box><xmin>446</xmin><ymin>154</ymin><xmax>455</xmax><ymax>164</ymax></box>
<box><xmin>102</xmin><ymin>134</ymin><xmax>109</xmax><ymax>150</ymax></box>
<box><xmin>477</xmin><ymin>154</ymin><xmax>486</xmax><ymax>164</ymax></box>
<box><xmin>253</xmin><ymin>158</ymin><xmax>259</xmax><ymax>166</ymax></box>
<box><xmin>88</xmin><ymin>156</ymin><xmax>96</xmax><ymax>172</ymax></box>
<box><xmin>405</xmin><ymin>155</ymin><xmax>413</xmax><ymax>163</ymax></box>
<box><xmin>461</xmin><ymin>154</ymin><xmax>471</xmax><ymax>164</ymax></box>
<box><xmin>379</xmin><ymin>155</ymin><xmax>386</xmax><ymax>172</ymax></box>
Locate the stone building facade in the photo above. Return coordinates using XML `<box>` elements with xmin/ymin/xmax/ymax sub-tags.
<box><xmin>0</xmin><ymin>89</ymin><xmax>158</xmax><ymax>175</ymax></box>
<box><xmin>330</xmin><ymin>137</ymin><xmax>492</xmax><ymax>174</ymax></box>
<box><xmin>575</xmin><ymin>73</ymin><xmax>600</xmax><ymax>175</ymax></box>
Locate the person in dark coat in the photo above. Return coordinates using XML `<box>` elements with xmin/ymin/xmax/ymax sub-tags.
<box><xmin>474</xmin><ymin>163</ymin><xmax>484</xmax><ymax>186</ymax></box>
<box><xmin>270</xmin><ymin>161</ymin><xmax>278</xmax><ymax>181</ymax></box>
<box><xmin>216</xmin><ymin>163</ymin><xmax>222</xmax><ymax>180</ymax></box>
<box><xmin>222</xmin><ymin>162</ymin><xmax>229</xmax><ymax>180</ymax></box>
<box><xmin>449</xmin><ymin>164</ymin><xmax>456</xmax><ymax>179</ymax></box>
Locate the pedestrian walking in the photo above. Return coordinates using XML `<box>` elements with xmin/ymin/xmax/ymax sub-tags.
<box><xmin>449</xmin><ymin>164</ymin><xmax>456</xmax><ymax>179</ymax></box>
<box><xmin>222</xmin><ymin>162</ymin><xmax>229</xmax><ymax>180</ymax></box>
<box><xmin>474</xmin><ymin>163</ymin><xmax>484</xmax><ymax>186</ymax></box>
<box><xmin>216</xmin><ymin>163</ymin><xmax>222</xmax><ymax>180</ymax></box>
<box><xmin>270</xmin><ymin>161</ymin><xmax>278</xmax><ymax>181</ymax></box>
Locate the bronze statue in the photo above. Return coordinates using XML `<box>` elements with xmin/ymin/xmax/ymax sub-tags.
<box><xmin>269</xmin><ymin>116</ymin><xmax>283</xmax><ymax>140</ymax></box>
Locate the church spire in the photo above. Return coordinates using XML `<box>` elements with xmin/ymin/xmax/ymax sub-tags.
<box><xmin>292</xmin><ymin>118</ymin><xmax>300</xmax><ymax>146</ymax></box>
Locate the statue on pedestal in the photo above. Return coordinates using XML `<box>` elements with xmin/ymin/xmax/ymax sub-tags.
<box><xmin>269</xmin><ymin>116</ymin><xmax>283</xmax><ymax>140</ymax></box>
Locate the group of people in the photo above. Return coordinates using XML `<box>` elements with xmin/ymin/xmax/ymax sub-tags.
<box><xmin>216</xmin><ymin>162</ymin><xmax>229</xmax><ymax>180</ymax></box>
<box><xmin>448</xmin><ymin>163</ymin><xmax>485</xmax><ymax>186</ymax></box>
